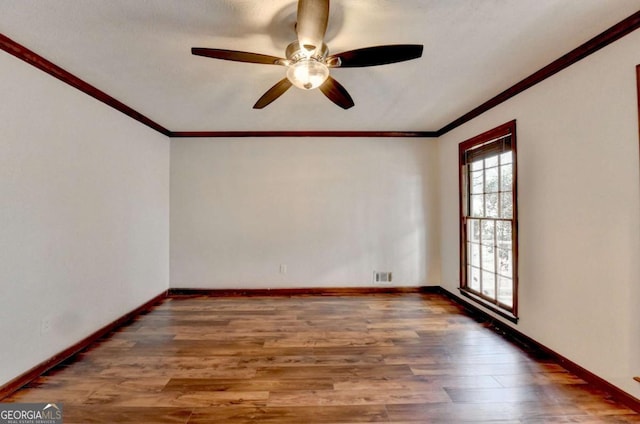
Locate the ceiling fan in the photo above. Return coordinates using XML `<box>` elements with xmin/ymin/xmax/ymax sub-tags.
<box><xmin>191</xmin><ymin>0</ymin><xmax>423</xmax><ymax>109</ymax></box>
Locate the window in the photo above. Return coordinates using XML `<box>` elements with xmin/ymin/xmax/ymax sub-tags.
<box><xmin>459</xmin><ymin>121</ymin><xmax>518</xmax><ymax>321</ymax></box>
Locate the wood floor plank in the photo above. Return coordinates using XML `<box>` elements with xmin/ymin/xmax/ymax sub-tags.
<box><xmin>62</xmin><ymin>406</ymin><xmax>192</xmax><ymax>424</ymax></box>
<box><xmin>267</xmin><ymin>387</ymin><xmax>450</xmax><ymax>407</ymax></box>
<box><xmin>254</xmin><ymin>364</ymin><xmax>414</xmax><ymax>380</ymax></box>
<box><xmin>85</xmin><ymin>389</ymin><xmax>270</xmax><ymax>408</ymax></box>
<box><xmin>2</xmin><ymin>292</ymin><xmax>638</xmax><ymax>422</ymax></box>
<box><xmin>494</xmin><ymin>371</ymin><xmax>588</xmax><ymax>387</ymax></box>
<box><xmin>386</xmin><ymin>401</ymin><xmax>587</xmax><ymax>423</ymax></box>
<box><xmin>163</xmin><ymin>377</ymin><xmax>335</xmax><ymax>392</ymax></box>
<box><xmin>185</xmin><ymin>405</ymin><xmax>389</xmax><ymax>423</ymax></box>
<box><xmin>444</xmin><ymin>386</ymin><xmax>551</xmax><ymax>404</ymax></box>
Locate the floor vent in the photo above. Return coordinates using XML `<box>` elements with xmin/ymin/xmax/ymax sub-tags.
<box><xmin>374</xmin><ymin>272</ymin><xmax>392</xmax><ymax>283</ymax></box>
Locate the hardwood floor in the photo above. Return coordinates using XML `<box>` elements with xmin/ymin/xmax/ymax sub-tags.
<box><xmin>4</xmin><ymin>292</ymin><xmax>639</xmax><ymax>423</ymax></box>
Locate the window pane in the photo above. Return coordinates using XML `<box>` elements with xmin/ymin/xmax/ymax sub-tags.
<box><xmin>468</xmin><ymin>242</ymin><xmax>480</xmax><ymax>267</ymax></box>
<box><xmin>481</xmin><ymin>220</ymin><xmax>495</xmax><ymax>245</ymax></box>
<box><xmin>500</xmin><ymin>164</ymin><xmax>513</xmax><ymax>191</ymax></box>
<box><xmin>485</xmin><ymin>167</ymin><xmax>498</xmax><ymax>193</ymax></box>
<box><xmin>485</xmin><ymin>155</ymin><xmax>499</xmax><ymax>168</ymax></box>
<box><xmin>500</xmin><ymin>192</ymin><xmax>513</xmax><ymax>218</ymax></box>
<box><xmin>469</xmin><ymin>266</ymin><xmax>481</xmax><ymax>291</ymax></box>
<box><xmin>471</xmin><ymin>170</ymin><xmax>484</xmax><ymax>194</ymax></box>
<box><xmin>500</xmin><ymin>151</ymin><xmax>512</xmax><ymax>165</ymax></box>
<box><xmin>497</xmin><ymin>248</ymin><xmax>512</xmax><ymax>277</ymax></box>
<box><xmin>482</xmin><ymin>271</ymin><xmax>496</xmax><ymax>298</ymax></box>
<box><xmin>468</xmin><ymin>219</ymin><xmax>480</xmax><ymax>243</ymax></box>
<box><xmin>481</xmin><ymin>244</ymin><xmax>495</xmax><ymax>273</ymax></box>
<box><xmin>496</xmin><ymin>220</ymin><xmax>512</xmax><ymax>244</ymax></box>
<box><xmin>471</xmin><ymin>194</ymin><xmax>484</xmax><ymax>217</ymax></box>
<box><xmin>498</xmin><ymin>276</ymin><xmax>513</xmax><ymax>307</ymax></box>
<box><xmin>485</xmin><ymin>193</ymin><xmax>499</xmax><ymax>218</ymax></box>
<box><xmin>470</xmin><ymin>160</ymin><xmax>483</xmax><ymax>171</ymax></box>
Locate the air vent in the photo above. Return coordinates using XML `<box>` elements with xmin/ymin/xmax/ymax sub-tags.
<box><xmin>373</xmin><ymin>271</ymin><xmax>392</xmax><ymax>283</ymax></box>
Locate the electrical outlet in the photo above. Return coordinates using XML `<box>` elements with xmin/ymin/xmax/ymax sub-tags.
<box><xmin>279</xmin><ymin>264</ymin><xmax>287</xmax><ymax>274</ymax></box>
<box><xmin>40</xmin><ymin>316</ymin><xmax>52</xmax><ymax>335</ymax></box>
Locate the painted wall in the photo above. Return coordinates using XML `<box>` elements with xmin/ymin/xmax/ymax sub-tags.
<box><xmin>170</xmin><ymin>137</ymin><xmax>439</xmax><ymax>289</ymax></box>
<box><xmin>438</xmin><ymin>30</ymin><xmax>640</xmax><ymax>397</ymax></box>
<box><xmin>0</xmin><ymin>53</ymin><xmax>170</xmax><ymax>386</ymax></box>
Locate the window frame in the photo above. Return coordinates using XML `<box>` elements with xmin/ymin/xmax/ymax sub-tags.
<box><xmin>636</xmin><ymin>65</ymin><xmax>639</xmax><ymax>146</ymax></box>
<box><xmin>458</xmin><ymin>120</ymin><xmax>519</xmax><ymax>322</ymax></box>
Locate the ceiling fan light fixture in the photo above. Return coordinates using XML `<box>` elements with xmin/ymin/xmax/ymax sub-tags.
<box><xmin>287</xmin><ymin>58</ymin><xmax>329</xmax><ymax>90</ymax></box>
<box><xmin>191</xmin><ymin>1</ymin><xmax>423</xmax><ymax>108</ymax></box>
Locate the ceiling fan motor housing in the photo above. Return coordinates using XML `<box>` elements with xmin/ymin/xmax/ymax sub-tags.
<box><xmin>286</xmin><ymin>41</ymin><xmax>329</xmax><ymax>62</ymax></box>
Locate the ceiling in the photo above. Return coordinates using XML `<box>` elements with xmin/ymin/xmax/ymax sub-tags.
<box><xmin>1</xmin><ymin>1</ymin><xmax>639</xmax><ymax>134</ymax></box>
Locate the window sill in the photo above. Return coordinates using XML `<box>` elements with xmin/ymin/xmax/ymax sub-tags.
<box><xmin>458</xmin><ymin>288</ymin><xmax>519</xmax><ymax>324</ymax></box>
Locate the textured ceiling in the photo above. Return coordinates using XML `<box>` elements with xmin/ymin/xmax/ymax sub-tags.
<box><xmin>1</xmin><ymin>1</ymin><xmax>639</xmax><ymax>133</ymax></box>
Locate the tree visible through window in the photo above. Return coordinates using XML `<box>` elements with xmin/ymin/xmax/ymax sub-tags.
<box><xmin>459</xmin><ymin>121</ymin><xmax>518</xmax><ymax>320</ymax></box>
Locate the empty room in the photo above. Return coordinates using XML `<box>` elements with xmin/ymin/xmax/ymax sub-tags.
<box><xmin>1</xmin><ymin>1</ymin><xmax>640</xmax><ymax>423</ymax></box>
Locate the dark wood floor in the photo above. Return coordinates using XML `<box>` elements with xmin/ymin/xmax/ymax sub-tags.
<box><xmin>4</xmin><ymin>292</ymin><xmax>639</xmax><ymax>423</ymax></box>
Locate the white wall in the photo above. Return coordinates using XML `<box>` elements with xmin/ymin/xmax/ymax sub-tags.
<box><xmin>171</xmin><ymin>137</ymin><xmax>439</xmax><ymax>289</ymax></box>
<box><xmin>438</xmin><ymin>30</ymin><xmax>640</xmax><ymax>397</ymax></box>
<box><xmin>0</xmin><ymin>53</ymin><xmax>170</xmax><ymax>386</ymax></box>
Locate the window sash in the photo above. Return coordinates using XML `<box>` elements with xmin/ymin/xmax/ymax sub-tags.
<box><xmin>462</xmin><ymin>134</ymin><xmax>512</xmax><ymax>165</ymax></box>
<box><xmin>463</xmin><ymin>218</ymin><xmax>514</xmax><ymax>310</ymax></box>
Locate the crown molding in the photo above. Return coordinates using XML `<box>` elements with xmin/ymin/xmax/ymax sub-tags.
<box><xmin>0</xmin><ymin>33</ymin><xmax>171</xmax><ymax>137</ymax></box>
<box><xmin>170</xmin><ymin>130</ymin><xmax>438</xmax><ymax>138</ymax></box>
<box><xmin>437</xmin><ymin>10</ymin><xmax>640</xmax><ymax>136</ymax></box>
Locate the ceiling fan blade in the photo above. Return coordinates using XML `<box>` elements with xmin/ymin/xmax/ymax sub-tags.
<box><xmin>319</xmin><ymin>76</ymin><xmax>354</xmax><ymax>109</ymax></box>
<box><xmin>296</xmin><ymin>0</ymin><xmax>329</xmax><ymax>53</ymax></box>
<box><xmin>192</xmin><ymin>48</ymin><xmax>285</xmax><ymax>65</ymax></box>
<box><xmin>328</xmin><ymin>44</ymin><xmax>424</xmax><ymax>68</ymax></box>
<box><xmin>253</xmin><ymin>78</ymin><xmax>293</xmax><ymax>109</ymax></box>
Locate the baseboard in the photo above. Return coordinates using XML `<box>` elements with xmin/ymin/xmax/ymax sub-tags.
<box><xmin>168</xmin><ymin>286</ymin><xmax>439</xmax><ymax>297</ymax></box>
<box><xmin>437</xmin><ymin>287</ymin><xmax>640</xmax><ymax>414</ymax></box>
<box><xmin>0</xmin><ymin>290</ymin><xmax>167</xmax><ymax>400</ymax></box>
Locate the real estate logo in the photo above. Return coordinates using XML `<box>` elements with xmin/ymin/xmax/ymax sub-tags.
<box><xmin>0</xmin><ymin>403</ymin><xmax>63</xmax><ymax>424</ymax></box>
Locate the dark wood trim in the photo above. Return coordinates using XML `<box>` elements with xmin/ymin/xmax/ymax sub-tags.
<box><xmin>437</xmin><ymin>10</ymin><xmax>640</xmax><ymax>136</ymax></box>
<box><xmin>438</xmin><ymin>287</ymin><xmax>640</xmax><ymax>414</ymax></box>
<box><xmin>0</xmin><ymin>290</ymin><xmax>167</xmax><ymax>400</ymax></box>
<box><xmin>637</xmin><ymin>65</ymin><xmax>640</xmax><ymax>148</ymax></box>
<box><xmin>168</xmin><ymin>286</ymin><xmax>438</xmax><ymax>297</ymax></box>
<box><xmin>458</xmin><ymin>288</ymin><xmax>518</xmax><ymax>324</ymax></box>
<box><xmin>169</xmin><ymin>131</ymin><xmax>438</xmax><ymax>138</ymax></box>
<box><xmin>458</xmin><ymin>120</ymin><xmax>519</xmax><ymax>318</ymax></box>
<box><xmin>0</xmin><ymin>33</ymin><xmax>171</xmax><ymax>137</ymax></box>
<box><xmin>458</xmin><ymin>120</ymin><xmax>517</xmax><ymax>152</ymax></box>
